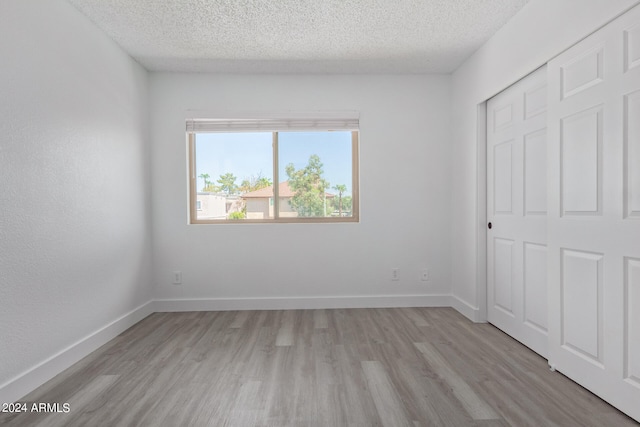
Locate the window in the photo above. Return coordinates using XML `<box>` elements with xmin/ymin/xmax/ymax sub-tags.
<box><xmin>187</xmin><ymin>114</ymin><xmax>359</xmax><ymax>223</ymax></box>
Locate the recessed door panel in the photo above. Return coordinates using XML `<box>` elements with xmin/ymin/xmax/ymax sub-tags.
<box><xmin>525</xmin><ymin>85</ymin><xmax>547</xmax><ymax>119</ymax></box>
<box><xmin>561</xmin><ymin>47</ymin><xmax>604</xmax><ymax>99</ymax></box>
<box><xmin>561</xmin><ymin>249</ymin><xmax>603</xmax><ymax>366</ymax></box>
<box><xmin>494</xmin><ymin>238</ymin><xmax>515</xmax><ymax>315</ymax></box>
<box><xmin>524</xmin><ymin>130</ymin><xmax>547</xmax><ymax>215</ymax></box>
<box><xmin>624</xmin><ymin>24</ymin><xmax>640</xmax><ymax>72</ymax></box>
<box><xmin>626</xmin><ymin>257</ymin><xmax>640</xmax><ymax>387</ymax></box>
<box><xmin>561</xmin><ymin>106</ymin><xmax>602</xmax><ymax>215</ymax></box>
<box><xmin>494</xmin><ymin>104</ymin><xmax>514</xmax><ymax>131</ymax></box>
<box><xmin>494</xmin><ymin>141</ymin><xmax>514</xmax><ymax>214</ymax></box>
<box><xmin>524</xmin><ymin>243</ymin><xmax>547</xmax><ymax>332</ymax></box>
<box><xmin>625</xmin><ymin>91</ymin><xmax>640</xmax><ymax>218</ymax></box>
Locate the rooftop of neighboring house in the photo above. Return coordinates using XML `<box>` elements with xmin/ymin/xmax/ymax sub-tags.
<box><xmin>241</xmin><ymin>181</ymin><xmax>334</xmax><ymax>199</ymax></box>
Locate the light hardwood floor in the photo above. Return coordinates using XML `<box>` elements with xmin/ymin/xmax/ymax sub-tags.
<box><xmin>2</xmin><ymin>308</ymin><xmax>637</xmax><ymax>426</ymax></box>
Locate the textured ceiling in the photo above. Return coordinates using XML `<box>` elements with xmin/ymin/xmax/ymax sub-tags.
<box><xmin>66</xmin><ymin>0</ymin><xmax>530</xmax><ymax>74</ymax></box>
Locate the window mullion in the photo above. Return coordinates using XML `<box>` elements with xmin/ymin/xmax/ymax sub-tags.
<box><xmin>273</xmin><ymin>132</ymin><xmax>279</xmax><ymax>219</ymax></box>
<box><xmin>189</xmin><ymin>134</ymin><xmax>197</xmax><ymax>224</ymax></box>
<box><xmin>352</xmin><ymin>131</ymin><xmax>360</xmax><ymax>220</ymax></box>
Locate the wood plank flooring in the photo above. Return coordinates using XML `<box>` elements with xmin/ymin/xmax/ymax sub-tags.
<box><xmin>1</xmin><ymin>308</ymin><xmax>637</xmax><ymax>426</ymax></box>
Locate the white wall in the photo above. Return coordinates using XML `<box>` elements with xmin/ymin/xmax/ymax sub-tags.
<box><xmin>450</xmin><ymin>0</ymin><xmax>640</xmax><ymax>320</ymax></box>
<box><xmin>0</xmin><ymin>0</ymin><xmax>153</xmax><ymax>401</ymax></box>
<box><xmin>150</xmin><ymin>74</ymin><xmax>452</xmax><ymax>308</ymax></box>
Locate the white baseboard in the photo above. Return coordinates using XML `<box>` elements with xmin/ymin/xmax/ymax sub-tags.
<box><xmin>0</xmin><ymin>301</ymin><xmax>154</xmax><ymax>405</ymax></box>
<box><xmin>153</xmin><ymin>294</ymin><xmax>453</xmax><ymax>312</ymax></box>
<box><xmin>450</xmin><ymin>295</ymin><xmax>484</xmax><ymax>322</ymax></box>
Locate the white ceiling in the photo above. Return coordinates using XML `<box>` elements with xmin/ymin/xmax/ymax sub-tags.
<box><xmin>66</xmin><ymin>0</ymin><xmax>530</xmax><ymax>74</ymax></box>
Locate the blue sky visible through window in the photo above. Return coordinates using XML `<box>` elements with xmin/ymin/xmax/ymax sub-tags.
<box><xmin>195</xmin><ymin>131</ymin><xmax>353</xmax><ymax>196</ymax></box>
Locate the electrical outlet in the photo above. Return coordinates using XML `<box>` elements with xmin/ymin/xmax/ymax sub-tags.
<box><xmin>391</xmin><ymin>268</ymin><xmax>400</xmax><ymax>281</ymax></box>
<box><xmin>173</xmin><ymin>271</ymin><xmax>182</xmax><ymax>285</ymax></box>
<box><xmin>421</xmin><ymin>269</ymin><xmax>429</xmax><ymax>281</ymax></box>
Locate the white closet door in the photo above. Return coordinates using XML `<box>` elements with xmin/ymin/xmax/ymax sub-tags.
<box><xmin>487</xmin><ymin>66</ymin><xmax>548</xmax><ymax>358</ymax></box>
<box><xmin>547</xmin><ymin>4</ymin><xmax>640</xmax><ymax>422</ymax></box>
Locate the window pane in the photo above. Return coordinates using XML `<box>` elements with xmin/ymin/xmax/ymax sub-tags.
<box><xmin>194</xmin><ymin>132</ymin><xmax>273</xmax><ymax>220</ymax></box>
<box><xmin>278</xmin><ymin>131</ymin><xmax>354</xmax><ymax>218</ymax></box>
